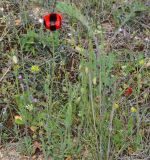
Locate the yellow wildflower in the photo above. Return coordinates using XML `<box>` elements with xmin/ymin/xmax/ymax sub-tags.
<box><xmin>76</xmin><ymin>97</ymin><xmax>81</xmax><ymax>104</ymax></box>
<box><xmin>75</xmin><ymin>46</ymin><xmax>84</xmax><ymax>52</ymax></box>
<box><xmin>30</xmin><ymin>126</ymin><xmax>37</xmax><ymax>132</ymax></box>
<box><xmin>13</xmin><ymin>64</ymin><xmax>20</xmax><ymax>70</ymax></box>
<box><xmin>12</xmin><ymin>55</ymin><xmax>18</xmax><ymax>64</ymax></box>
<box><xmin>113</xmin><ymin>103</ymin><xmax>119</xmax><ymax>109</ymax></box>
<box><xmin>131</xmin><ymin>107</ymin><xmax>137</xmax><ymax>113</ymax></box>
<box><xmin>30</xmin><ymin>65</ymin><xmax>40</xmax><ymax>73</ymax></box>
<box><xmin>139</xmin><ymin>59</ymin><xmax>145</xmax><ymax>65</ymax></box>
<box><xmin>121</xmin><ymin>65</ymin><xmax>127</xmax><ymax>69</ymax></box>
<box><xmin>85</xmin><ymin>67</ymin><xmax>89</xmax><ymax>74</ymax></box>
<box><xmin>123</xmin><ymin>84</ymin><xmax>128</xmax><ymax>89</ymax></box>
<box><xmin>62</xmin><ymin>86</ymin><xmax>67</xmax><ymax>92</ymax></box>
<box><xmin>92</xmin><ymin>77</ymin><xmax>97</xmax><ymax>85</ymax></box>
<box><xmin>79</xmin><ymin>64</ymin><xmax>82</xmax><ymax>70</ymax></box>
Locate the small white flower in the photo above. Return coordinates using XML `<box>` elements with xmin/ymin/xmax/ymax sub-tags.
<box><xmin>134</xmin><ymin>36</ymin><xmax>140</xmax><ymax>40</ymax></box>
<box><xmin>0</xmin><ymin>7</ymin><xmax>4</xmax><ymax>12</ymax></box>
<box><xmin>144</xmin><ymin>37</ymin><xmax>149</xmax><ymax>42</ymax></box>
<box><xmin>39</xmin><ymin>18</ymin><xmax>43</xmax><ymax>24</ymax></box>
<box><xmin>68</xmin><ymin>33</ymin><xmax>72</xmax><ymax>36</ymax></box>
<box><xmin>121</xmin><ymin>65</ymin><xmax>127</xmax><ymax>69</ymax></box>
<box><xmin>0</xmin><ymin>151</ymin><xmax>3</xmax><ymax>158</ymax></box>
<box><xmin>111</xmin><ymin>74</ymin><xmax>114</xmax><ymax>77</ymax></box>
<box><xmin>118</xmin><ymin>28</ymin><xmax>123</xmax><ymax>32</ymax></box>
<box><xmin>25</xmin><ymin>104</ymin><xmax>33</xmax><ymax>111</ymax></box>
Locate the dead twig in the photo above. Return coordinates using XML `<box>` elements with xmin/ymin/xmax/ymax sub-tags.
<box><xmin>0</xmin><ymin>66</ymin><xmax>11</xmax><ymax>82</ymax></box>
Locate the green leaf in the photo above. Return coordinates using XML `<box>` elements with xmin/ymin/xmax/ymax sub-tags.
<box><xmin>15</xmin><ymin>118</ymin><xmax>24</xmax><ymax>125</ymax></box>
<box><xmin>132</xmin><ymin>2</ymin><xmax>148</xmax><ymax>12</ymax></box>
<box><xmin>65</xmin><ymin>104</ymin><xmax>72</xmax><ymax>129</ymax></box>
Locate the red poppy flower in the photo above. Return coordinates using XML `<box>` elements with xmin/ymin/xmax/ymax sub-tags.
<box><xmin>43</xmin><ymin>13</ymin><xmax>62</xmax><ymax>31</ymax></box>
<box><xmin>125</xmin><ymin>87</ymin><xmax>133</xmax><ymax>96</ymax></box>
